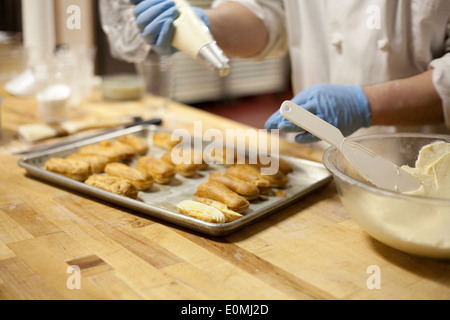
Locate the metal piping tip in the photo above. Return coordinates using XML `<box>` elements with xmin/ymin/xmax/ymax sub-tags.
<box><xmin>198</xmin><ymin>42</ymin><xmax>230</xmax><ymax>77</ymax></box>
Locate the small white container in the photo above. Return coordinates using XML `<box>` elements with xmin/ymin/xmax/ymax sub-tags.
<box><xmin>32</xmin><ymin>57</ymin><xmax>75</xmax><ymax>123</ymax></box>
<box><xmin>36</xmin><ymin>84</ymin><xmax>72</xmax><ymax>123</ymax></box>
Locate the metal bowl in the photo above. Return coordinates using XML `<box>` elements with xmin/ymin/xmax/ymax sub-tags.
<box><xmin>323</xmin><ymin>133</ymin><xmax>450</xmax><ymax>259</ymax></box>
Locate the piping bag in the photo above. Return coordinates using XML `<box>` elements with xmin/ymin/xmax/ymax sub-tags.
<box><xmin>99</xmin><ymin>0</ymin><xmax>230</xmax><ymax>77</ymax></box>
<box><xmin>172</xmin><ymin>0</ymin><xmax>230</xmax><ymax>77</ymax></box>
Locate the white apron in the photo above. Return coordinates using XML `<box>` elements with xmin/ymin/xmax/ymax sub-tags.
<box><xmin>212</xmin><ymin>0</ymin><xmax>450</xmax><ymax>141</ymax></box>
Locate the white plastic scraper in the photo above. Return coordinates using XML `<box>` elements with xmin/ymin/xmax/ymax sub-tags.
<box><xmin>280</xmin><ymin>101</ymin><xmax>421</xmax><ymax>193</ymax></box>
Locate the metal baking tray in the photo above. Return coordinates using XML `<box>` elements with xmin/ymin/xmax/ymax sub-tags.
<box><xmin>18</xmin><ymin>124</ymin><xmax>333</xmax><ymax>236</ymax></box>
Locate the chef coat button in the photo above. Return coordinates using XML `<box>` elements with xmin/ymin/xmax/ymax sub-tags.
<box><xmin>377</xmin><ymin>39</ymin><xmax>389</xmax><ymax>51</ymax></box>
<box><xmin>331</xmin><ymin>33</ymin><xmax>343</xmax><ymax>48</ymax></box>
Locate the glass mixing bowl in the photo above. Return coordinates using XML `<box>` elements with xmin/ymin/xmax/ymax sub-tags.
<box><xmin>323</xmin><ymin>133</ymin><xmax>450</xmax><ymax>259</ymax></box>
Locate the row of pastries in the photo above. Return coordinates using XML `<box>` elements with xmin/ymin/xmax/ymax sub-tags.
<box><xmin>44</xmin><ymin>132</ymin><xmax>293</xmax><ymax>225</ymax></box>
<box><xmin>45</xmin><ymin>134</ymin><xmax>153</xmax><ymax>199</ymax></box>
<box><xmin>182</xmin><ymin>159</ymin><xmax>292</xmax><ymax>224</ymax></box>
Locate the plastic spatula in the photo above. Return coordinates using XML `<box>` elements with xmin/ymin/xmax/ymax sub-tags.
<box><xmin>280</xmin><ymin>101</ymin><xmax>421</xmax><ymax>193</ymax></box>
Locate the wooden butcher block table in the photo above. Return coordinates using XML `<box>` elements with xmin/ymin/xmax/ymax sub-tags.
<box><xmin>0</xmin><ymin>85</ymin><xmax>449</xmax><ymax>301</ymax></box>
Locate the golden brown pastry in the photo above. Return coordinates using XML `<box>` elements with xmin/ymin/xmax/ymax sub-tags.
<box><xmin>161</xmin><ymin>149</ymin><xmax>202</xmax><ymax>177</ymax></box>
<box><xmin>85</xmin><ymin>175</ymin><xmax>138</xmax><ymax>199</ymax></box>
<box><xmin>278</xmin><ymin>158</ymin><xmax>294</xmax><ymax>174</ymax></box>
<box><xmin>176</xmin><ymin>200</ymin><xmax>226</xmax><ymax>224</ymax></box>
<box><xmin>152</xmin><ymin>132</ymin><xmax>181</xmax><ymax>149</ymax></box>
<box><xmin>44</xmin><ymin>157</ymin><xmax>91</xmax><ymax>181</ymax></box>
<box><xmin>181</xmin><ymin>147</ymin><xmax>209</xmax><ymax>170</ymax></box>
<box><xmin>247</xmin><ymin>157</ymin><xmax>294</xmax><ymax>175</ymax></box>
<box><xmin>99</xmin><ymin>140</ymin><xmax>137</xmax><ymax>161</ymax></box>
<box><xmin>161</xmin><ymin>150</ymin><xmax>174</xmax><ymax>164</ymax></box>
<box><xmin>78</xmin><ymin>145</ymin><xmax>118</xmax><ymax>162</ymax></box>
<box><xmin>118</xmin><ymin>134</ymin><xmax>149</xmax><ymax>155</ymax></box>
<box><xmin>105</xmin><ymin>162</ymin><xmax>153</xmax><ymax>191</ymax></box>
<box><xmin>195</xmin><ymin>198</ymin><xmax>243</xmax><ymax>222</ymax></box>
<box><xmin>225</xmin><ymin>165</ymin><xmax>270</xmax><ymax>189</ymax></box>
<box><xmin>195</xmin><ymin>181</ymin><xmax>249</xmax><ymax>213</ymax></box>
<box><xmin>208</xmin><ymin>172</ymin><xmax>260</xmax><ymax>200</ymax></box>
<box><xmin>66</xmin><ymin>153</ymin><xmax>109</xmax><ymax>173</ymax></box>
<box><xmin>136</xmin><ymin>156</ymin><xmax>176</xmax><ymax>184</ymax></box>
<box><xmin>246</xmin><ymin>164</ymin><xmax>289</xmax><ymax>188</ymax></box>
<box><xmin>261</xmin><ymin>170</ymin><xmax>289</xmax><ymax>188</ymax></box>
<box><xmin>78</xmin><ymin>141</ymin><xmax>135</xmax><ymax>163</ymax></box>
<box><xmin>212</xmin><ymin>147</ymin><xmax>238</xmax><ymax>166</ymax></box>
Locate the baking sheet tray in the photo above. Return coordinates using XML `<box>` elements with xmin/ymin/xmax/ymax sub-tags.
<box><xmin>18</xmin><ymin>124</ymin><xmax>333</xmax><ymax>236</ymax></box>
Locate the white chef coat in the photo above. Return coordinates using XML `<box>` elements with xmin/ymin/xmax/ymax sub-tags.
<box><xmin>212</xmin><ymin>0</ymin><xmax>450</xmax><ymax>136</ymax></box>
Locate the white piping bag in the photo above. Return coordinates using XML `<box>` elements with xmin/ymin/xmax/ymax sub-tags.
<box><xmin>172</xmin><ymin>0</ymin><xmax>230</xmax><ymax>77</ymax></box>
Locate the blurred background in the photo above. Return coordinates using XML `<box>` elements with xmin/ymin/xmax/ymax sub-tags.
<box><xmin>0</xmin><ymin>0</ymin><xmax>293</xmax><ymax>128</ymax></box>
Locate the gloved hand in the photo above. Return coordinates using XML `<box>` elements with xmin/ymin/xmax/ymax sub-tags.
<box><xmin>265</xmin><ymin>84</ymin><xmax>372</xmax><ymax>144</ymax></box>
<box><xmin>131</xmin><ymin>0</ymin><xmax>210</xmax><ymax>55</ymax></box>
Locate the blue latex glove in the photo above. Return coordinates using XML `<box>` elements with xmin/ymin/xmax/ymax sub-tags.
<box><xmin>265</xmin><ymin>84</ymin><xmax>372</xmax><ymax>144</ymax></box>
<box><xmin>131</xmin><ymin>0</ymin><xmax>210</xmax><ymax>55</ymax></box>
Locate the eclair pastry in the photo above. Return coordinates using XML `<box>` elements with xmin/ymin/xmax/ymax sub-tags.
<box><xmin>99</xmin><ymin>140</ymin><xmax>137</xmax><ymax>161</ymax></box>
<box><xmin>161</xmin><ymin>150</ymin><xmax>202</xmax><ymax>177</ymax></box>
<box><xmin>262</xmin><ymin>170</ymin><xmax>289</xmax><ymax>188</ymax></box>
<box><xmin>136</xmin><ymin>156</ymin><xmax>176</xmax><ymax>184</ymax></box>
<box><xmin>105</xmin><ymin>162</ymin><xmax>153</xmax><ymax>191</ymax></box>
<box><xmin>152</xmin><ymin>132</ymin><xmax>181</xmax><ymax>149</ymax></box>
<box><xmin>247</xmin><ymin>157</ymin><xmax>294</xmax><ymax>175</ymax></box>
<box><xmin>66</xmin><ymin>153</ymin><xmax>109</xmax><ymax>173</ymax></box>
<box><xmin>195</xmin><ymin>198</ymin><xmax>243</xmax><ymax>222</ymax></box>
<box><xmin>277</xmin><ymin>158</ymin><xmax>293</xmax><ymax>174</ymax></box>
<box><xmin>208</xmin><ymin>172</ymin><xmax>260</xmax><ymax>200</ymax></box>
<box><xmin>79</xmin><ymin>141</ymin><xmax>135</xmax><ymax>163</ymax></box>
<box><xmin>85</xmin><ymin>175</ymin><xmax>138</xmax><ymax>199</ymax></box>
<box><xmin>195</xmin><ymin>181</ymin><xmax>249</xmax><ymax>213</ymax></box>
<box><xmin>118</xmin><ymin>134</ymin><xmax>149</xmax><ymax>155</ymax></box>
<box><xmin>212</xmin><ymin>146</ymin><xmax>238</xmax><ymax>166</ymax></box>
<box><xmin>177</xmin><ymin>200</ymin><xmax>226</xmax><ymax>224</ymax></box>
<box><xmin>225</xmin><ymin>165</ymin><xmax>270</xmax><ymax>189</ymax></box>
<box><xmin>246</xmin><ymin>164</ymin><xmax>289</xmax><ymax>188</ymax></box>
<box><xmin>44</xmin><ymin>157</ymin><xmax>91</xmax><ymax>181</ymax></box>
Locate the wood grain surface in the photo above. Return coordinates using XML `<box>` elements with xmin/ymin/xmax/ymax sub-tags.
<box><xmin>1</xmin><ymin>86</ymin><xmax>449</xmax><ymax>300</ymax></box>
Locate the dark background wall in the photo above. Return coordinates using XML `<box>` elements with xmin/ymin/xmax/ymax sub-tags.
<box><xmin>0</xmin><ymin>0</ymin><xmax>23</xmax><ymax>32</ymax></box>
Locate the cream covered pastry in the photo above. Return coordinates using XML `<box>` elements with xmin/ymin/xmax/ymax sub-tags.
<box><xmin>176</xmin><ymin>200</ymin><xmax>226</xmax><ymax>224</ymax></box>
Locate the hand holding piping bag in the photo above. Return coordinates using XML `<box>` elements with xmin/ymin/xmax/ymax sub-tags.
<box><xmin>132</xmin><ymin>0</ymin><xmax>230</xmax><ymax>76</ymax></box>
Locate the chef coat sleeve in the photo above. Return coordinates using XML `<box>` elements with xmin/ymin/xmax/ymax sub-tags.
<box><xmin>429</xmin><ymin>22</ymin><xmax>450</xmax><ymax>127</ymax></box>
<box><xmin>211</xmin><ymin>0</ymin><xmax>288</xmax><ymax>60</ymax></box>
